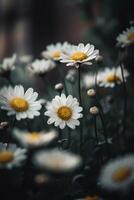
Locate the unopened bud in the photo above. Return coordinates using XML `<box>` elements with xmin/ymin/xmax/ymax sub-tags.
<box><xmin>34</xmin><ymin>174</ymin><xmax>50</xmax><ymax>184</ymax></box>
<box><xmin>55</xmin><ymin>83</ymin><xmax>64</xmax><ymax>92</ymax></box>
<box><xmin>95</xmin><ymin>55</ymin><xmax>103</xmax><ymax>64</ymax></box>
<box><xmin>89</xmin><ymin>106</ymin><xmax>99</xmax><ymax>115</ymax></box>
<box><xmin>87</xmin><ymin>89</ymin><xmax>96</xmax><ymax>97</ymax></box>
<box><xmin>0</xmin><ymin>122</ymin><xmax>9</xmax><ymax>130</ymax></box>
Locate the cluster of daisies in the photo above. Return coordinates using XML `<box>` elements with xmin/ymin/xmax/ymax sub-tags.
<box><xmin>0</xmin><ymin>24</ymin><xmax>133</xmax><ymax>198</ymax></box>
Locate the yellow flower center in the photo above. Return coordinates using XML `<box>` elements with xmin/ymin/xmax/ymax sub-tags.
<box><xmin>0</xmin><ymin>151</ymin><xmax>14</xmax><ymax>164</ymax></box>
<box><xmin>84</xmin><ymin>196</ymin><xmax>99</xmax><ymax>200</ymax></box>
<box><xmin>112</xmin><ymin>166</ymin><xmax>132</xmax><ymax>182</ymax></box>
<box><xmin>127</xmin><ymin>32</ymin><xmax>134</xmax><ymax>41</ymax></box>
<box><xmin>26</xmin><ymin>132</ymin><xmax>42</xmax><ymax>142</ymax></box>
<box><xmin>71</xmin><ymin>51</ymin><xmax>87</xmax><ymax>61</ymax></box>
<box><xmin>106</xmin><ymin>74</ymin><xmax>121</xmax><ymax>83</ymax></box>
<box><xmin>57</xmin><ymin>106</ymin><xmax>72</xmax><ymax>120</ymax></box>
<box><xmin>10</xmin><ymin>97</ymin><xmax>29</xmax><ymax>112</ymax></box>
<box><xmin>51</xmin><ymin>51</ymin><xmax>61</xmax><ymax>59</ymax></box>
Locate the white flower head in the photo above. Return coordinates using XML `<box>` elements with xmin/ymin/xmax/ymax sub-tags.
<box><xmin>45</xmin><ymin>94</ymin><xmax>83</xmax><ymax>129</ymax></box>
<box><xmin>98</xmin><ymin>66</ymin><xmax>129</xmax><ymax>88</ymax></box>
<box><xmin>99</xmin><ymin>155</ymin><xmax>134</xmax><ymax>191</ymax></box>
<box><xmin>0</xmin><ymin>54</ymin><xmax>16</xmax><ymax>74</ymax></box>
<box><xmin>66</xmin><ymin>69</ymin><xmax>77</xmax><ymax>83</ymax></box>
<box><xmin>0</xmin><ymin>143</ymin><xmax>27</xmax><ymax>169</ymax></box>
<box><xmin>0</xmin><ymin>85</ymin><xmax>42</xmax><ymax>120</ymax></box>
<box><xmin>13</xmin><ymin>129</ymin><xmax>58</xmax><ymax>148</ymax></box>
<box><xmin>28</xmin><ymin>59</ymin><xmax>56</xmax><ymax>75</ymax></box>
<box><xmin>42</xmin><ymin>42</ymin><xmax>71</xmax><ymax>61</ymax></box>
<box><xmin>33</xmin><ymin>149</ymin><xmax>82</xmax><ymax>173</ymax></box>
<box><xmin>19</xmin><ymin>54</ymin><xmax>33</xmax><ymax>64</ymax></box>
<box><xmin>60</xmin><ymin>43</ymin><xmax>99</xmax><ymax>68</ymax></box>
<box><xmin>83</xmin><ymin>73</ymin><xmax>96</xmax><ymax>89</ymax></box>
<box><xmin>116</xmin><ymin>26</ymin><xmax>134</xmax><ymax>47</ymax></box>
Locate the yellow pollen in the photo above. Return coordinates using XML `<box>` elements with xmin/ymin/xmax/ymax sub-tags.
<box><xmin>57</xmin><ymin>106</ymin><xmax>72</xmax><ymax>120</ymax></box>
<box><xmin>71</xmin><ymin>51</ymin><xmax>87</xmax><ymax>61</ymax></box>
<box><xmin>127</xmin><ymin>32</ymin><xmax>134</xmax><ymax>41</ymax></box>
<box><xmin>84</xmin><ymin>196</ymin><xmax>99</xmax><ymax>200</ymax></box>
<box><xmin>26</xmin><ymin>132</ymin><xmax>42</xmax><ymax>142</ymax></box>
<box><xmin>51</xmin><ymin>51</ymin><xmax>61</xmax><ymax>59</ymax></box>
<box><xmin>0</xmin><ymin>151</ymin><xmax>14</xmax><ymax>164</ymax></box>
<box><xmin>10</xmin><ymin>97</ymin><xmax>29</xmax><ymax>112</ymax></box>
<box><xmin>106</xmin><ymin>74</ymin><xmax>121</xmax><ymax>83</ymax></box>
<box><xmin>112</xmin><ymin>167</ymin><xmax>132</xmax><ymax>182</ymax></box>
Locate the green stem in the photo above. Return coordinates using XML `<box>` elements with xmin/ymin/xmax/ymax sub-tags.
<box><xmin>94</xmin><ymin>116</ymin><xmax>98</xmax><ymax>144</ymax></box>
<box><xmin>78</xmin><ymin>66</ymin><xmax>83</xmax><ymax>154</ymax></box>
<box><xmin>120</xmin><ymin>63</ymin><xmax>127</xmax><ymax>142</ymax></box>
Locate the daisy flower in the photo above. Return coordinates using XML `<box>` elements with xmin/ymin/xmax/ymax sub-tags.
<box><xmin>28</xmin><ymin>59</ymin><xmax>56</xmax><ymax>75</ymax></box>
<box><xmin>77</xmin><ymin>195</ymin><xmax>101</xmax><ymax>200</ymax></box>
<box><xmin>0</xmin><ymin>143</ymin><xmax>27</xmax><ymax>169</ymax></box>
<box><xmin>33</xmin><ymin>149</ymin><xmax>82</xmax><ymax>173</ymax></box>
<box><xmin>98</xmin><ymin>66</ymin><xmax>129</xmax><ymax>88</ymax></box>
<box><xmin>0</xmin><ymin>54</ymin><xmax>16</xmax><ymax>74</ymax></box>
<box><xmin>99</xmin><ymin>155</ymin><xmax>134</xmax><ymax>191</ymax></box>
<box><xmin>116</xmin><ymin>26</ymin><xmax>134</xmax><ymax>47</ymax></box>
<box><xmin>19</xmin><ymin>54</ymin><xmax>33</xmax><ymax>64</ymax></box>
<box><xmin>42</xmin><ymin>42</ymin><xmax>71</xmax><ymax>61</ymax></box>
<box><xmin>83</xmin><ymin>73</ymin><xmax>96</xmax><ymax>89</ymax></box>
<box><xmin>60</xmin><ymin>43</ymin><xmax>99</xmax><ymax>68</ymax></box>
<box><xmin>45</xmin><ymin>94</ymin><xmax>83</xmax><ymax>129</ymax></box>
<box><xmin>13</xmin><ymin>129</ymin><xmax>58</xmax><ymax>148</ymax></box>
<box><xmin>66</xmin><ymin>69</ymin><xmax>77</xmax><ymax>83</ymax></box>
<box><xmin>0</xmin><ymin>85</ymin><xmax>42</xmax><ymax>120</ymax></box>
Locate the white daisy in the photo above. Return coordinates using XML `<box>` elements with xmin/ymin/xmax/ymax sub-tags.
<box><xmin>60</xmin><ymin>43</ymin><xmax>99</xmax><ymax>68</ymax></box>
<box><xmin>0</xmin><ymin>54</ymin><xmax>16</xmax><ymax>74</ymax></box>
<box><xmin>116</xmin><ymin>26</ymin><xmax>134</xmax><ymax>47</ymax></box>
<box><xmin>99</xmin><ymin>155</ymin><xmax>134</xmax><ymax>191</ymax></box>
<box><xmin>33</xmin><ymin>149</ymin><xmax>82</xmax><ymax>173</ymax></box>
<box><xmin>19</xmin><ymin>54</ymin><xmax>33</xmax><ymax>64</ymax></box>
<box><xmin>83</xmin><ymin>73</ymin><xmax>96</xmax><ymax>89</ymax></box>
<box><xmin>13</xmin><ymin>129</ymin><xmax>58</xmax><ymax>148</ymax></box>
<box><xmin>28</xmin><ymin>59</ymin><xmax>56</xmax><ymax>75</ymax></box>
<box><xmin>0</xmin><ymin>85</ymin><xmax>42</xmax><ymax>120</ymax></box>
<box><xmin>77</xmin><ymin>195</ymin><xmax>101</xmax><ymax>200</ymax></box>
<box><xmin>98</xmin><ymin>66</ymin><xmax>129</xmax><ymax>88</ymax></box>
<box><xmin>45</xmin><ymin>94</ymin><xmax>83</xmax><ymax>129</ymax></box>
<box><xmin>42</xmin><ymin>42</ymin><xmax>71</xmax><ymax>61</ymax></box>
<box><xmin>0</xmin><ymin>143</ymin><xmax>27</xmax><ymax>169</ymax></box>
<box><xmin>66</xmin><ymin>69</ymin><xmax>77</xmax><ymax>83</ymax></box>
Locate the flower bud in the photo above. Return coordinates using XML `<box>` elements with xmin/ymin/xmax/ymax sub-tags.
<box><xmin>87</xmin><ymin>89</ymin><xmax>96</xmax><ymax>97</ymax></box>
<box><xmin>0</xmin><ymin>122</ymin><xmax>9</xmax><ymax>130</ymax></box>
<box><xmin>95</xmin><ymin>55</ymin><xmax>103</xmax><ymax>64</ymax></box>
<box><xmin>54</xmin><ymin>83</ymin><xmax>64</xmax><ymax>92</ymax></box>
<box><xmin>89</xmin><ymin>106</ymin><xmax>99</xmax><ymax>115</ymax></box>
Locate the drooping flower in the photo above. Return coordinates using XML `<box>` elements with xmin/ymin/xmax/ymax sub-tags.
<box><xmin>116</xmin><ymin>26</ymin><xmax>134</xmax><ymax>47</ymax></box>
<box><xmin>60</xmin><ymin>43</ymin><xmax>99</xmax><ymax>68</ymax></box>
<box><xmin>0</xmin><ymin>143</ymin><xmax>27</xmax><ymax>169</ymax></box>
<box><xmin>0</xmin><ymin>54</ymin><xmax>16</xmax><ymax>75</ymax></box>
<box><xmin>13</xmin><ymin>129</ymin><xmax>58</xmax><ymax>148</ymax></box>
<box><xmin>42</xmin><ymin>42</ymin><xmax>71</xmax><ymax>61</ymax></box>
<box><xmin>99</xmin><ymin>155</ymin><xmax>134</xmax><ymax>191</ymax></box>
<box><xmin>28</xmin><ymin>59</ymin><xmax>56</xmax><ymax>75</ymax></box>
<box><xmin>0</xmin><ymin>85</ymin><xmax>42</xmax><ymax>120</ymax></box>
<box><xmin>45</xmin><ymin>94</ymin><xmax>83</xmax><ymax>129</ymax></box>
<box><xmin>98</xmin><ymin>66</ymin><xmax>129</xmax><ymax>88</ymax></box>
<box><xmin>33</xmin><ymin>149</ymin><xmax>82</xmax><ymax>173</ymax></box>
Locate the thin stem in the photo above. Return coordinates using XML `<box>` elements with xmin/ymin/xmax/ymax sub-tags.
<box><xmin>78</xmin><ymin>66</ymin><xmax>83</xmax><ymax>154</ymax></box>
<box><xmin>94</xmin><ymin>116</ymin><xmax>99</xmax><ymax>144</ymax></box>
<box><xmin>120</xmin><ymin>63</ymin><xmax>127</xmax><ymax>142</ymax></box>
<box><xmin>67</xmin><ymin>127</ymin><xmax>71</xmax><ymax>148</ymax></box>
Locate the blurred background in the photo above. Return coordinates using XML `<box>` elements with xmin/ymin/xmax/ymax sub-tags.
<box><xmin>0</xmin><ymin>0</ymin><xmax>133</xmax><ymax>60</ymax></box>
